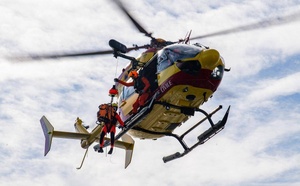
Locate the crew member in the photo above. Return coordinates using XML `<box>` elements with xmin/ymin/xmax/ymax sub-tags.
<box><xmin>114</xmin><ymin>70</ymin><xmax>150</xmax><ymax>114</ymax></box>
<box><xmin>98</xmin><ymin>103</ymin><xmax>125</xmax><ymax>154</ymax></box>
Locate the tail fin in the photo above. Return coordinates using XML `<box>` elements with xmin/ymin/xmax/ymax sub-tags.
<box><xmin>121</xmin><ymin>133</ymin><xmax>135</xmax><ymax>169</ymax></box>
<box><xmin>108</xmin><ymin>133</ymin><xmax>134</xmax><ymax>169</ymax></box>
<box><xmin>40</xmin><ymin>116</ymin><xmax>54</xmax><ymax>156</ymax></box>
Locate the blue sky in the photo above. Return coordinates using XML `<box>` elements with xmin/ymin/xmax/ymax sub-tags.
<box><xmin>1</xmin><ymin>0</ymin><xmax>300</xmax><ymax>186</ymax></box>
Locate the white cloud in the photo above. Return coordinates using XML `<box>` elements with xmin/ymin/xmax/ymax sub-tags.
<box><xmin>1</xmin><ymin>0</ymin><xmax>300</xmax><ymax>186</ymax></box>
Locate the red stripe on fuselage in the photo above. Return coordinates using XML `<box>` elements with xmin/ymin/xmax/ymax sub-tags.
<box><xmin>155</xmin><ymin>69</ymin><xmax>221</xmax><ymax>98</ymax></box>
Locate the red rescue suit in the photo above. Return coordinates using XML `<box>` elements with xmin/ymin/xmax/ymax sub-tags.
<box><xmin>99</xmin><ymin>111</ymin><xmax>124</xmax><ymax>153</ymax></box>
<box><xmin>118</xmin><ymin>76</ymin><xmax>150</xmax><ymax>114</ymax></box>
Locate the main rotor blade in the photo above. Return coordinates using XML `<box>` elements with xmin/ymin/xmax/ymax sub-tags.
<box><xmin>114</xmin><ymin>0</ymin><xmax>153</xmax><ymax>38</ymax></box>
<box><xmin>9</xmin><ymin>49</ymin><xmax>114</xmax><ymax>61</ymax></box>
<box><xmin>190</xmin><ymin>11</ymin><xmax>300</xmax><ymax>40</ymax></box>
<box><xmin>9</xmin><ymin>45</ymin><xmax>149</xmax><ymax>61</ymax></box>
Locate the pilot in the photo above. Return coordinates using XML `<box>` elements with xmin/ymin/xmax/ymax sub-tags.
<box><xmin>114</xmin><ymin>70</ymin><xmax>150</xmax><ymax>114</ymax></box>
<box><xmin>98</xmin><ymin>103</ymin><xmax>125</xmax><ymax>154</ymax></box>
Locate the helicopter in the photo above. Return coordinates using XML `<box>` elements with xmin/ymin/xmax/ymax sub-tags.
<box><xmin>25</xmin><ymin>0</ymin><xmax>300</xmax><ymax>169</ymax></box>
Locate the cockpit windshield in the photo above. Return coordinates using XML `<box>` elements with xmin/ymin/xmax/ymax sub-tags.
<box><xmin>157</xmin><ymin>44</ymin><xmax>202</xmax><ymax>73</ymax></box>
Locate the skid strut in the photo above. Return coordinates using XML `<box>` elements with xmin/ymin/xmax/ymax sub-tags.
<box><xmin>162</xmin><ymin>105</ymin><xmax>231</xmax><ymax>163</ymax></box>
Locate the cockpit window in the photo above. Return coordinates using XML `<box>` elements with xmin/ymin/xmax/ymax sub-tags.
<box><xmin>157</xmin><ymin>44</ymin><xmax>202</xmax><ymax>73</ymax></box>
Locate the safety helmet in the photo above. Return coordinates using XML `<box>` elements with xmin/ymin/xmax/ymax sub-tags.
<box><xmin>112</xmin><ymin>103</ymin><xmax>118</xmax><ymax>109</ymax></box>
<box><xmin>128</xmin><ymin>70</ymin><xmax>138</xmax><ymax>79</ymax></box>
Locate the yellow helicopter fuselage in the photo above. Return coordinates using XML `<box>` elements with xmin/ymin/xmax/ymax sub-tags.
<box><xmin>116</xmin><ymin>44</ymin><xmax>225</xmax><ymax>139</ymax></box>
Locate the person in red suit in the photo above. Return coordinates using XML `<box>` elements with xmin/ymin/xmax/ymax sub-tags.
<box><xmin>97</xmin><ymin>103</ymin><xmax>125</xmax><ymax>154</ymax></box>
<box><xmin>114</xmin><ymin>70</ymin><xmax>150</xmax><ymax>114</ymax></box>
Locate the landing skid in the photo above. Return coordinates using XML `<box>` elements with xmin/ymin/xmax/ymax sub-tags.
<box><xmin>131</xmin><ymin>105</ymin><xmax>230</xmax><ymax>163</ymax></box>
<box><xmin>162</xmin><ymin>105</ymin><xmax>231</xmax><ymax>163</ymax></box>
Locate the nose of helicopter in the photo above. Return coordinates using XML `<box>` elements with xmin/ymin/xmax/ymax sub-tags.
<box><xmin>198</xmin><ymin>49</ymin><xmax>220</xmax><ymax>69</ymax></box>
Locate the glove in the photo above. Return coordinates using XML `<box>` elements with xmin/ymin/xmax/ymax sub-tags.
<box><xmin>118</xmin><ymin>124</ymin><xmax>125</xmax><ymax>129</ymax></box>
<box><xmin>114</xmin><ymin>78</ymin><xmax>119</xmax><ymax>83</ymax></box>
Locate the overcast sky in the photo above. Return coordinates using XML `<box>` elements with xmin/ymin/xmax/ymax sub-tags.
<box><xmin>1</xmin><ymin>0</ymin><xmax>300</xmax><ymax>185</ymax></box>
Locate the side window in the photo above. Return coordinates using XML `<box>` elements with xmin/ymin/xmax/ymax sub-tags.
<box><xmin>118</xmin><ymin>86</ymin><xmax>135</xmax><ymax>108</ymax></box>
<box><xmin>122</xmin><ymin>86</ymin><xmax>135</xmax><ymax>100</ymax></box>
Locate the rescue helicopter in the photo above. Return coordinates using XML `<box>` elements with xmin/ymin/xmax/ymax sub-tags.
<box><xmin>20</xmin><ymin>0</ymin><xmax>300</xmax><ymax>169</ymax></box>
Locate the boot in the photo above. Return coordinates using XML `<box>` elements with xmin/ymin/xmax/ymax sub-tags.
<box><xmin>98</xmin><ymin>147</ymin><xmax>103</xmax><ymax>153</ymax></box>
<box><xmin>108</xmin><ymin>148</ymin><xmax>113</xmax><ymax>154</ymax></box>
